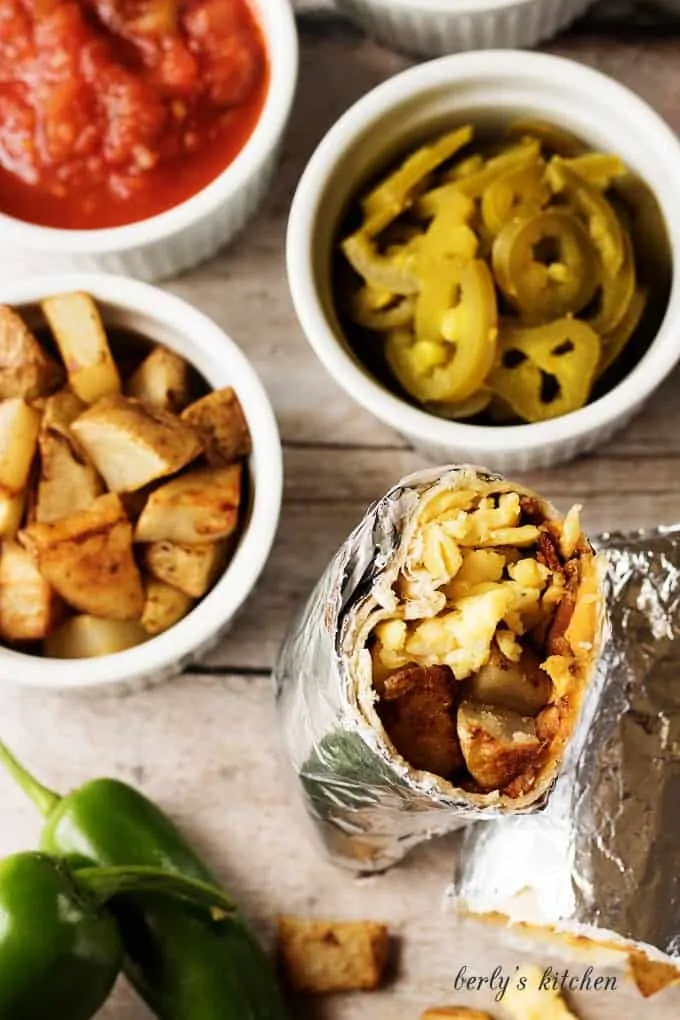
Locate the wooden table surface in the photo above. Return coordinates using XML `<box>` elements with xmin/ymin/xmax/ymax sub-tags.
<box><xmin>2</xmin><ymin>11</ymin><xmax>680</xmax><ymax>1020</ymax></box>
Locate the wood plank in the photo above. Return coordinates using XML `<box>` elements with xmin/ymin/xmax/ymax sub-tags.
<box><xmin>0</xmin><ymin>673</ymin><xmax>675</xmax><ymax>1020</ymax></box>
<box><xmin>199</xmin><ymin>447</ymin><xmax>680</xmax><ymax>671</ymax></box>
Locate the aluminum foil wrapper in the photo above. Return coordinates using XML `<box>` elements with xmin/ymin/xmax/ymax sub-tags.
<box><xmin>274</xmin><ymin>465</ymin><xmax>605</xmax><ymax>873</ymax></box>
<box><xmin>453</xmin><ymin>523</ymin><xmax>680</xmax><ymax>958</ymax></box>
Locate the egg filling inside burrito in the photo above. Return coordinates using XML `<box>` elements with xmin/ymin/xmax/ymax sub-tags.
<box><xmin>353</xmin><ymin>473</ymin><xmax>603</xmax><ymax>803</ymax></box>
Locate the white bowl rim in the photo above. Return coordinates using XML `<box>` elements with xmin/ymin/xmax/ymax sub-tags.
<box><xmin>0</xmin><ymin>0</ymin><xmax>298</xmax><ymax>254</ymax></box>
<box><xmin>0</xmin><ymin>272</ymin><xmax>283</xmax><ymax>689</ymax></box>
<box><xmin>340</xmin><ymin>0</ymin><xmax>552</xmax><ymax>13</ymax></box>
<box><xmin>287</xmin><ymin>49</ymin><xmax>680</xmax><ymax>456</ymax></box>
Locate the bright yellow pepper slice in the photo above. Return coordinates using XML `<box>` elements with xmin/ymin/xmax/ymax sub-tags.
<box><xmin>561</xmin><ymin>153</ymin><xmax>628</xmax><ymax>190</ymax></box>
<box><xmin>597</xmin><ymin>286</ymin><xmax>648</xmax><ymax>377</ymax></box>
<box><xmin>386</xmin><ymin>259</ymin><xmax>498</xmax><ymax>404</ymax></box>
<box><xmin>488</xmin><ymin>318</ymin><xmax>601</xmax><ymax>422</ymax></box>
<box><xmin>507</xmin><ymin>119</ymin><xmax>586</xmax><ymax>157</ymax></box>
<box><xmin>481</xmin><ymin>159</ymin><xmax>550</xmax><ymax>235</ymax></box>
<box><xmin>589</xmin><ymin>225</ymin><xmax>636</xmax><ymax>336</ymax></box>
<box><xmin>347</xmin><ymin>285</ymin><xmax>416</xmax><ymax>332</ymax></box>
<box><xmin>548</xmin><ymin>158</ymin><xmax>626</xmax><ymax>276</ymax></box>
<box><xmin>341</xmin><ymin>231</ymin><xmax>422</xmax><ymax>295</ymax></box>
<box><xmin>492</xmin><ymin>210</ymin><xmax>599</xmax><ymax>320</ymax></box>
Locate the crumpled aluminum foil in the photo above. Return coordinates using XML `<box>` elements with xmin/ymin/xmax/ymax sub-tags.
<box><xmin>453</xmin><ymin>523</ymin><xmax>680</xmax><ymax>958</ymax></box>
<box><xmin>273</xmin><ymin>466</ymin><xmax>605</xmax><ymax>874</ymax></box>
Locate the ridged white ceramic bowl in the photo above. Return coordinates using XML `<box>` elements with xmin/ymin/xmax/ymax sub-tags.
<box><xmin>287</xmin><ymin>51</ymin><xmax>680</xmax><ymax>472</ymax></box>
<box><xmin>0</xmin><ymin>0</ymin><xmax>298</xmax><ymax>282</ymax></box>
<box><xmin>0</xmin><ymin>274</ymin><xmax>283</xmax><ymax>692</ymax></box>
<box><xmin>333</xmin><ymin>0</ymin><xmax>595</xmax><ymax>57</ymax></box>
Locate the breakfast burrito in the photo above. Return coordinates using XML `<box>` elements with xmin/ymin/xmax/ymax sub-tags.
<box><xmin>275</xmin><ymin>465</ymin><xmax>606</xmax><ymax>871</ymax></box>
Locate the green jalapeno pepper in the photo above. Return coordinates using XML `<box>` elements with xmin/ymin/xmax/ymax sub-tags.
<box><xmin>0</xmin><ymin>851</ymin><xmax>236</xmax><ymax>1020</ymax></box>
<box><xmin>0</xmin><ymin>742</ymin><xmax>291</xmax><ymax>1020</ymax></box>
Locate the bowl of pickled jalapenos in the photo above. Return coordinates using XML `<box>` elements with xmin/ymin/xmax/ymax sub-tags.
<box><xmin>287</xmin><ymin>52</ymin><xmax>680</xmax><ymax>470</ymax></box>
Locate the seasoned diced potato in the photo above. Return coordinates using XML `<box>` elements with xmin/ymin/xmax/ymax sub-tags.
<box><xmin>45</xmin><ymin>616</ymin><xmax>148</xmax><ymax>659</ymax></box>
<box><xmin>37</xmin><ymin>391</ymin><xmax>103</xmax><ymax>522</ymax></box>
<box><xmin>0</xmin><ymin>489</ymin><xmax>26</xmax><ymax>538</ymax></box>
<box><xmin>277</xmin><ymin>916</ymin><xmax>390</xmax><ymax>993</ymax></box>
<box><xmin>141</xmin><ymin>580</ymin><xmax>194</xmax><ymax>635</ymax></box>
<box><xmin>41</xmin><ymin>292</ymin><xmax>121</xmax><ymax>403</ymax></box>
<box><xmin>465</xmin><ymin>645</ymin><xmax>552</xmax><ymax>716</ymax></box>
<box><xmin>135</xmin><ymin>464</ymin><xmax>242</xmax><ymax>544</ymax></box>
<box><xmin>143</xmin><ymin>540</ymin><xmax>227</xmax><ymax>597</ymax></box>
<box><xmin>125</xmin><ymin>346</ymin><xmax>191</xmax><ymax>412</ymax></box>
<box><xmin>20</xmin><ymin>493</ymin><xmax>144</xmax><ymax>620</ymax></box>
<box><xmin>0</xmin><ymin>305</ymin><xmax>63</xmax><ymax>401</ymax></box>
<box><xmin>181</xmin><ymin>387</ymin><xmax>251</xmax><ymax>465</ymax></box>
<box><xmin>71</xmin><ymin>395</ymin><xmax>203</xmax><ymax>493</ymax></box>
<box><xmin>457</xmin><ymin>700</ymin><xmax>540</xmax><ymax>791</ymax></box>
<box><xmin>0</xmin><ymin>540</ymin><xmax>63</xmax><ymax>641</ymax></box>
<box><xmin>504</xmin><ymin>966</ymin><xmax>580</xmax><ymax>1019</ymax></box>
<box><xmin>0</xmin><ymin>398</ymin><xmax>41</xmax><ymax>494</ymax></box>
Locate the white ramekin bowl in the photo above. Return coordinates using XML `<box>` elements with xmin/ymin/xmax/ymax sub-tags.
<box><xmin>333</xmin><ymin>0</ymin><xmax>595</xmax><ymax>58</ymax></box>
<box><xmin>0</xmin><ymin>1</ymin><xmax>298</xmax><ymax>283</ymax></box>
<box><xmin>287</xmin><ymin>50</ymin><xmax>680</xmax><ymax>472</ymax></box>
<box><xmin>0</xmin><ymin>274</ymin><xmax>283</xmax><ymax>692</ymax></box>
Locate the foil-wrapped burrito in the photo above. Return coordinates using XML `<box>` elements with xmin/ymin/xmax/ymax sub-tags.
<box><xmin>274</xmin><ymin>466</ymin><xmax>605</xmax><ymax>871</ymax></box>
<box><xmin>452</xmin><ymin>522</ymin><xmax>680</xmax><ymax>961</ymax></box>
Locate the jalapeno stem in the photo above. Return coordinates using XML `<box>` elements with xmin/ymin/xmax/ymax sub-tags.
<box><xmin>75</xmin><ymin>865</ymin><xmax>237</xmax><ymax>914</ymax></box>
<box><xmin>0</xmin><ymin>739</ymin><xmax>61</xmax><ymax>816</ymax></box>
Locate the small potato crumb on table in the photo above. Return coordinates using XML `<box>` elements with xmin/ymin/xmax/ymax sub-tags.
<box><xmin>277</xmin><ymin>916</ymin><xmax>390</xmax><ymax>992</ymax></box>
<box><xmin>1</xmin><ymin>10</ymin><xmax>680</xmax><ymax>1020</ymax></box>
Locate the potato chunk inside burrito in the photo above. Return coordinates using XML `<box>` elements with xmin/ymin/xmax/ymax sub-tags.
<box><xmin>353</xmin><ymin>473</ymin><xmax>603</xmax><ymax>804</ymax></box>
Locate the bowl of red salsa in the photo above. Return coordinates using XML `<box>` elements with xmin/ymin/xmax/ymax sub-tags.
<box><xmin>0</xmin><ymin>0</ymin><xmax>298</xmax><ymax>279</ymax></box>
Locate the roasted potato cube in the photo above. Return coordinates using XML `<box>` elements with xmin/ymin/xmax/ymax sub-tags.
<box><xmin>504</xmin><ymin>966</ymin><xmax>580</xmax><ymax>1019</ymax></box>
<box><xmin>422</xmin><ymin>1010</ymin><xmax>493</xmax><ymax>1019</ymax></box>
<box><xmin>141</xmin><ymin>580</ymin><xmax>194</xmax><ymax>635</ymax></box>
<box><xmin>143</xmin><ymin>540</ymin><xmax>227</xmax><ymax>597</ymax></box>
<box><xmin>457</xmin><ymin>700</ymin><xmax>541</xmax><ymax>791</ymax></box>
<box><xmin>0</xmin><ymin>305</ymin><xmax>63</xmax><ymax>400</ymax></box>
<box><xmin>20</xmin><ymin>493</ymin><xmax>144</xmax><ymax>620</ymax></box>
<box><xmin>277</xmin><ymin>916</ymin><xmax>390</xmax><ymax>993</ymax></box>
<box><xmin>0</xmin><ymin>540</ymin><xmax>63</xmax><ymax>642</ymax></box>
<box><xmin>0</xmin><ymin>489</ymin><xmax>26</xmax><ymax>538</ymax></box>
<box><xmin>125</xmin><ymin>346</ymin><xmax>191</xmax><ymax>413</ymax></box>
<box><xmin>45</xmin><ymin>615</ymin><xmax>148</xmax><ymax>659</ymax></box>
<box><xmin>378</xmin><ymin>663</ymin><xmax>464</xmax><ymax>777</ymax></box>
<box><xmin>135</xmin><ymin>464</ymin><xmax>242</xmax><ymax>544</ymax></box>
<box><xmin>41</xmin><ymin>292</ymin><xmax>121</xmax><ymax>403</ymax></box>
<box><xmin>465</xmin><ymin>645</ymin><xmax>552</xmax><ymax>716</ymax></box>
<box><xmin>181</xmin><ymin>387</ymin><xmax>251</xmax><ymax>465</ymax></box>
<box><xmin>71</xmin><ymin>395</ymin><xmax>203</xmax><ymax>493</ymax></box>
<box><xmin>0</xmin><ymin>398</ymin><xmax>41</xmax><ymax>494</ymax></box>
<box><xmin>37</xmin><ymin>392</ymin><xmax>103</xmax><ymax>523</ymax></box>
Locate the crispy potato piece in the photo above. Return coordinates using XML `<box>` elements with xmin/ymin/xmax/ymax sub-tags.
<box><xmin>465</xmin><ymin>645</ymin><xmax>552</xmax><ymax>716</ymax></box>
<box><xmin>37</xmin><ymin>391</ymin><xmax>103</xmax><ymax>523</ymax></box>
<box><xmin>378</xmin><ymin>663</ymin><xmax>464</xmax><ymax>776</ymax></box>
<box><xmin>45</xmin><ymin>616</ymin><xmax>148</xmax><ymax>659</ymax></box>
<box><xmin>0</xmin><ymin>489</ymin><xmax>25</xmax><ymax>538</ymax></box>
<box><xmin>0</xmin><ymin>305</ymin><xmax>63</xmax><ymax>400</ymax></box>
<box><xmin>0</xmin><ymin>398</ymin><xmax>41</xmax><ymax>494</ymax></box>
<box><xmin>141</xmin><ymin>580</ymin><xmax>194</xmax><ymax>635</ymax></box>
<box><xmin>277</xmin><ymin>916</ymin><xmax>390</xmax><ymax>993</ymax></box>
<box><xmin>71</xmin><ymin>395</ymin><xmax>203</xmax><ymax>493</ymax></box>
<box><xmin>628</xmin><ymin>950</ymin><xmax>680</xmax><ymax>998</ymax></box>
<box><xmin>422</xmin><ymin>1010</ymin><xmax>493</xmax><ymax>1019</ymax></box>
<box><xmin>0</xmin><ymin>540</ymin><xmax>63</xmax><ymax>642</ymax></box>
<box><xmin>19</xmin><ymin>493</ymin><xmax>144</xmax><ymax>620</ymax></box>
<box><xmin>503</xmin><ymin>966</ymin><xmax>580</xmax><ymax>1019</ymax></box>
<box><xmin>181</xmin><ymin>387</ymin><xmax>251</xmax><ymax>466</ymax></box>
<box><xmin>125</xmin><ymin>346</ymin><xmax>191</xmax><ymax>412</ymax></box>
<box><xmin>41</xmin><ymin>292</ymin><xmax>121</xmax><ymax>403</ymax></box>
<box><xmin>457</xmin><ymin>700</ymin><xmax>541</xmax><ymax>791</ymax></box>
<box><xmin>144</xmin><ymin>540</ymin><xmax>227</xmax><ymax>597</ymax></box>
<box><xmin>135</xmin><ymin>464</ymin><xmax>242</xmax><ymax>544</ymax></box>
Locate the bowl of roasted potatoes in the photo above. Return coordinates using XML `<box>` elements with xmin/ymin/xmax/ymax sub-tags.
<box><xmin>0</xmin><ymin>274</ymin><xmax>282</xmax><ymax>690</ymax></box>
<box><xmin>287</xmin><ymin>51</ymin><xmax>680</xmax><ymax>471</ymax></box>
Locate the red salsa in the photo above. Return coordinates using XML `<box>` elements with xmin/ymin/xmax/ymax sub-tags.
<box><xmin>0</xmin><ymin>0</ymin><xmax>269</xmax><ymax>229</ymax></box>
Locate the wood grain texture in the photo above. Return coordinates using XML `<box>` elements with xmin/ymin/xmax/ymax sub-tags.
<box><xmin>1</xmin><ymin>16</ymin><xmax>680</xmax><ymax>1020</ymax></box>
